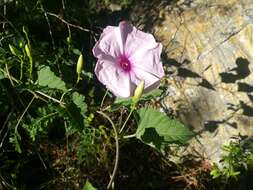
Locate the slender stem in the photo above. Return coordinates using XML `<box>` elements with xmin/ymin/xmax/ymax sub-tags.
<box><xmin>29</xmin><ymin>57</ymin><xmax>33</xmax><ymax>81</ymax></box>
<box><xmin>60</xmin><ymin>88</ymin><xmax>72</xmax><ymax>102</ymax></box>
<box><xmin>35</xmin><ymin>90</ymin><xmax>66</xmax><ymax>106</ymax></box>
<box><xmin>20</xmin><ymin>58</ymin><xmax>24</xmax><ymax>80</ymax></box>
<box><xmin>0</xmin><ymin>112</ymin><xmax>12</xmax><ymax>148</ymax></box>
<box><xmin>97</xmin><ymin>111</ymin><xmax>119</xmax><ymax>189</ymax></box>
<box><xmin>123</xmin><ymin>133</ymin><xmax>136</xmax><ymax>139</ymax></box>
<box><xmin>15</xmin><ymin>96</ymin><xmax>35</xmax><ymax>134</ymax></box>
<box><xmin>119</xmin><ymin>108</ymin><xmax>134</xmax><ymax>134</ymax></box>
<box><xmin>5</xmin><ymin>64</ymin><xmax>14</xmax><ymax>86</ymax></box>
<box><xmin>100</xmin><ymin>89</ymin><xmax>108</xmax><ymax>108</ymax></box>
<box><xmin>39</xmin><ymin>0</ymin><xmax>55</xmax><ymax>49</ymax></box>
<box><xmin>62</xmin><ymin>0</ymin><xmax>65</xmax><ymax>10</ymax></box>
<box><xmin>46</xmin><ymin>12</ymin><xmax>92</xmax><ymax>33</ymax></box>
<box><xmin>0</xmin><ymin>68</ymin><xmax>19</xmax><ymax>84</ymax></box>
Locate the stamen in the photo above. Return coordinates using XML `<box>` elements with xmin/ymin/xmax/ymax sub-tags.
<box><xmin>118</xmin><ymin>55</ymin><xmax>131</xmax><ymax>72</ymax></box>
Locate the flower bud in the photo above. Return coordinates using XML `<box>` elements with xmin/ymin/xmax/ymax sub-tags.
<box><xmin>132</xmin><ymin>80</ymin><xmax>145</xmax><ymax>106</ymax></box>
<box><xmin>19</xmin><ymin>41</ymin><xmax>24</xmax><ymax>49</ymax></box>
<box><xmin>66</xmin><ymin>36</ymin><xmax>71</xmax><ymax>44</ymax></box>
<box><xmin>9</xmin><ymin>44</ymin><xmax>19</xmax><ymax>56</ymax></box>
<box><xmin>25</xmin><ymin>44</ymin><xmax>32</xmax><ymax>63</ymax></box>
<box><xmin>76</xmin><ymin>53</ymin><xmax>84</xmax><ymax>83</ymax></box>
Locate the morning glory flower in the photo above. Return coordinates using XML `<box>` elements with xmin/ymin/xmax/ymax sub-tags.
<box><xmin>93</xmin><ymin>21</ymin><xmax>164</xmax><ymax>98</ymax></box>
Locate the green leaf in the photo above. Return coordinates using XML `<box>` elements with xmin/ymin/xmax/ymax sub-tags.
<box><xmin>72</xmin><ymin>92</ymin><xmax>87</xmax><ymax>115</ymax></box>
<box><xmin>65</xmin><ymin>102</ymin><xmax>85</xmax><ymax>131</ymax></box>
<box><xmin>111</xmin><ymin>89</ymin><xmax>163</xmax><ymax>110</ymax></box>
<box><xmin>23</xmin><ymin>111</ymin><xmax>57</xmax><ymax>141</ymax></box>
<box><xmin>9</xmin><ymin>132</ymin><xmax>22</xmax><ymax>153</ymax></box>
<box><xmin>73</xmin><ymin>48</ymin><xmax>81</xmax><ymax>55</ymax></box>
<box><xmin>210</xmin><ymin>168</ymin><xmax>221</xmax><ymax>179</ymax></box>
<box><xmin>37</xmin><ymin>66</ymin><xmax>67</xmax><ymax>91</ymax></box>
<box><xmin>141</xmin><ymin>88</ymin><xmax>163</xmax><ymax>101</ymax></box>
<box><xmin>113</xmin><ymin>97</ymin><xmax>131</xmax><ymax>107</ymax></box>
<box><xmin>83</xmin><ymin>180</ymin><xmax>97</xmax><ymax>190</ymax></box>
<box><xmin>136</xmin><ymin>108</ymin><xmax>194</xmax><ymax>152</ymax></box>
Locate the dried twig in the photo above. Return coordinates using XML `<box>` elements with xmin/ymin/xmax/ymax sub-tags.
<box><xmin>46</xmin><ymin>12</ymin><xmax>92</xmax><ymax>33</ymax></box>
<box><xmin>38</xmin><ymin>0</ymin><xmax>56</xmax><ymax>49</ymax></box>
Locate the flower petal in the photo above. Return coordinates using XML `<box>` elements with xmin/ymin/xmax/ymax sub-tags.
<box><xmin>93</xmin><ymin>26</ymin><xmax>124</xmax><ymax>59</ymax></box>
<box><xmin>118</xmin><ymin>21</ymin><xmax>134</xmax><ymax>51</ymax></box>
<box><xmin>95</xmin><ymin>60</ymin><xmax>133</xmax><ymax>97</ymax></box>
<box><xmin>121</xmin><ymin>23</ymin><xmax>159</xmax><ymax>58</ymax></box>
<box><xmin>130</xmin><ymin>67</ymin><xmax>161</xmax><ymax>93</ymax></box>
<box><xmin>131</xmin><ymin>43</ymin><xmax>164</xmax><ymax>78</ymax></box>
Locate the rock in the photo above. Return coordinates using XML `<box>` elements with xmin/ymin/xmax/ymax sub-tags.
<box><xmin>137</xmin><ymin>0</ymin><xmax>253</xmax><ymax>164</ymax></box>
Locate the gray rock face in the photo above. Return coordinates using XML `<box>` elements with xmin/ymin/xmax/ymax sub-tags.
<box><xmin>151</xmin><ymin>0</ymin><xmax>253</xmax><ymax>164</ymax></box>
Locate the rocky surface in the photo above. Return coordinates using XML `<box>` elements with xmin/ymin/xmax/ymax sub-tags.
<box><xmin>134</xmin><ymin>0</ymin><xmax>253</xmax><ymax>164</ymax></box>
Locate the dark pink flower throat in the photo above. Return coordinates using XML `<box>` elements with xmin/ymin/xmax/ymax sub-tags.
<box><xmin>118</xmin><ymin>55</ymin><xmax>131</xmax><ymax>72</ymax></box>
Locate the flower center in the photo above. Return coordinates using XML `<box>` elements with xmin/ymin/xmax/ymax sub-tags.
<box><xmin>118</xmin><ymin>55</ymin><xmax>131</xmax><ymax>72</ymax></box>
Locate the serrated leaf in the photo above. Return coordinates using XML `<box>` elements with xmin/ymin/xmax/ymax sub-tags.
<box><xmin>37</xmin><ymin>66</ymin><xmax>67</xmax><ymax>91</ymax></box>
<box><xmin>9</xmin><ymin>132</ymin><xmax>22</xmax><ymax>153</ymax></box>
<box><xmin>136</xmin><ymin>108</ymin><xmax>194</xmax><ymax>151</ymax></box>
<box><xmin>72</xmin><ymin>92</ymin><xmax>87</xmax><ymax>115</ymax></box>
<box><xmin>83</xmin><ymin>180</ymin><xmax>97</xmax><ymax>190</ymax></box>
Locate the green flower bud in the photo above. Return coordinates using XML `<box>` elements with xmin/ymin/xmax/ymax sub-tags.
<box><xmin>9</xmin><ymin>44</ymin><xmax>19</xmax><ymax>56</ymax></box>
<box><xmin>22</xmin><ymin>26</ymin><xmax>31</xmax><ymax>49</ymax></box>
<box><xmin>25</xmin><ymin>44</ymin><xmax>32</xmax><ymax>63</ymax></box>
<box><xmin>19</xmin><ymin>41</ymin><xmax>24</xmax><ymax>49</ymax></box>
<box><xmin>25</xmin><ymin>44</ymin><xmax>33</xmax><ymax>80</ymax></box>
<box><xmin>76</xmin><ymin>53</ymin><xmax>84</xmax><ymax>83</ymax></box>
<box><xmin>67</xmin><ymin>36</ymin><xmax>71</xmax><ymax>44</ymax></box>
<box><xmin>132</xmin><ymin>80</ymin><xmax>145</xmax><ymax>106</ymax></box>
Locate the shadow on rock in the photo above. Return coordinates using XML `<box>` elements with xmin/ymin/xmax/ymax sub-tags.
<box><xmin>220</xmin><ymin>57</ymin><xmax>250</xmax><ymax>83</ymax></box>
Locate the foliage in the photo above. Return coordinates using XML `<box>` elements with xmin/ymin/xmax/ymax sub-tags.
<box><xmin>0</xmin><ymin>0</ymin><xmax>194</xmax><ymax>189</ymax></box>
<box><xmin>37</xmin><ymin>66</ymin><xmax>67</xmax><ymax>91</ymax></box>
<box><xmin>3</xmin><ymin>0</ymin><xmax>252</xmax><ymax>189</ymax></box>
<box><xmin>83</xmin><ymin>180</ymin><xmax>97</xmax><ymax>190</ymax></box>
<box><xmin>210</xmin><ymin>137</ymin><xmax>253</xmax><ymax>181</ymax></box>
<box><xmin>136</xmin><ymin>108</ymin><xmax>194</xmax><ymax>152</ymax></box>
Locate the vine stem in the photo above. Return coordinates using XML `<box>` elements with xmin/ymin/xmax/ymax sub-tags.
<box><xmin>97</xmin><ymin>111</ymin><xmax>119</xmax><ymax>189</ymax></box>
<box><xmin>15</xmin><ymin>96</ymin><xmax>35</xmax><ymax>134</ymax></box>
<box><xmin>119</xmin><ymin>108</ymin><xmax>134</xmax><ymax>134</ymax></box>
<box><xmin>123</xmin><ymin>133</ymin><xmax>136</xmax><ymax>139</ymax></box>
<box><xmin>100</xmin><ymin>89</ymin><xmax>109</xmax><ymax>108</ymax></box>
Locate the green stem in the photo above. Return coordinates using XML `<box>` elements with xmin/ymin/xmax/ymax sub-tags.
<box><xmin>123</xmin><ymin>133</ymin><xmax>136</xmax><ymax>139</ymax></box>
<box><xmin>119</xmin><ymin>108</ymin><xmax>134</xmax><ymax>134</ymax></box>
<box><xmin>29</xmin><ymin>58</ymin><xmax>33</xmax><ymax>81</ymax></box>
<box><xmin>20</xmin><ymin>58</ymin><xmax>24</xmax><ymax>80</ymax></box>
<box><xmin>100</xmin><ymin>89</ymin><xmax>109</xmax><ymax>108</ymax></box>
<box><xmin>97</xmin><ymin>111</ymin><xmax>119</xmax><ymax>189</ymax></box>
<box><xmin>15</xmin><ymin>96</ymin><xmax>35</xmax><ymax>134</ymax></box>
<box><xmin>5</xmin><ymin>64</ymin><xmax>14</xmax><ymax>86</ymax></box>
<box><xmin>35</xmin><ymin>90</ymin><xmax>66</xmax><ymax>106</ymax></box>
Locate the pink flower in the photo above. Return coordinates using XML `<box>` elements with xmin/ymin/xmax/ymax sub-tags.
<box><xmin>93</xmin><ymin>21</ymin><xmax>164</xmax><ymax>98</ymax></box>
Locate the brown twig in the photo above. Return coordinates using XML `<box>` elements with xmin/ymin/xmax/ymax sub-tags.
<box><xmin>46</xmin><ymin>12</ymin><xmax>92</xmax><ymax>33</ymax></box>
<box><xmin>38</xmin><ymin>0</ymin><xmax>56</xmax><ymax>49</ymax></box>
